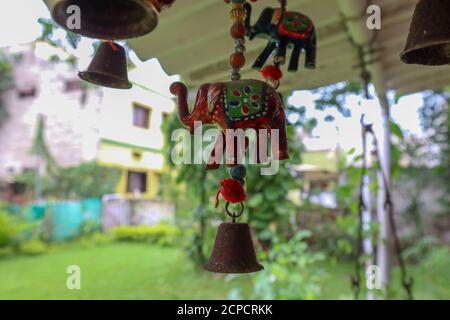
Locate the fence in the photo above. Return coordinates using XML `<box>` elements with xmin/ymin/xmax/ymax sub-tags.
<box><xmin>30</xmin><ymin>198</ymin><xmax>102</xmax><ymax>241</ymax></box>
<box><xmin>26</xmin><ymin>196</ymin><xmax>175</xmax><ymax>241</ymax></box>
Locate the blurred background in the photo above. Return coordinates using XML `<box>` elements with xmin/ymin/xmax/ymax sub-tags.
<box><xmin>0</xmin><ymin>0</ymin><xmax>448</xmax><ymax>300</ymax></box>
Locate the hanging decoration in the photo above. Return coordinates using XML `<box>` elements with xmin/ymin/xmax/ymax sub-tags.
<box><xmin>51</xmin><ymin>0</ymin><xmax>176</xmax><ymax>40</ymax></box>
<box><xmin>170</xmin><ymin>0</ymin><xmax>293</xmax><ymax>274</ymax></box>
<box><xmin>401</xmin><ymin>0</ymin><xmax>450</xmax><ymax>66</ymax></box>
<box><xmin>243</xmin><ymin>0</ymin><xmax>317</xmax><ymax>75</ymax></box>
<box><xmin>351</xmin><ymin>117</ymin><xmax>414</xmax><ymax>300</ymax></box>
<box><xmin>50</xmin><ymin>0</ymin><xmax>176</xmax><ymax>90</ymax></box>
<box><xmin>78</xmin><ymin>41</ymin><xmax>132</xmax><ymax>89</ymax></box>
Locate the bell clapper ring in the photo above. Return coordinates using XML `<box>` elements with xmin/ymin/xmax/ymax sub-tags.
<box><xmin>226</xmin><ymin>202</ymin><xmax>244</xmax><ymax>223</ymax></box>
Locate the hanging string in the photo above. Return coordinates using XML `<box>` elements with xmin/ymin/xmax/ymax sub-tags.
<box><xmin>106</xmin><ymin>40</ymin><xmax>119</xmax><ymax>52</ymax></box>
<box><xmin>369</xmin><ymin>126</ymin><xmax>414</xmax><ymax>300</ymax></box>
<box><xmin>352</xmin><ymin>118</ymin><xmax>414</xmax><ymax>300</ymax></box>
<box><xmin>351</xmin><ymin>117</ymin><xmax>369</xmax><ymax>300</ymax></box>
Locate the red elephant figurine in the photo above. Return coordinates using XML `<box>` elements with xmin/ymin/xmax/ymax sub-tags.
<box><xmin>170</xmin><ymin>80</ymin><xmax>289</xmax><ymax>170</ymax></box>
<box><xmin>148</xmin><ymin>0</ymin><xmax>176</xmax><ymax>12</ymax></box>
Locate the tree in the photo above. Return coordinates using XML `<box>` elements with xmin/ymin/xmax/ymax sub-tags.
<box><xmin>0</xmin><ymin>51</ymin><xmax>13</xmax><ymax>127</ymax></box>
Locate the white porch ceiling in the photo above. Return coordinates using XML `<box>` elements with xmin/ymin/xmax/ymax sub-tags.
<box><xmin>128</xmin><ymin>0</ymin><xmax>450</xmax><ymax>94</ymax></box>
<box><xmin>43</xmin><ymin>0</ymin><xmax>450</xmax><ymax>94</ymax></box>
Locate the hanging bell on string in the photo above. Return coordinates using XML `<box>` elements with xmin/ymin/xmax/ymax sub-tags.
<box><xmin>51</xmin><ymin>0</ymin><xmax>158</xmax><ymax>40</ymax></box>
<box><xmin>78</xmin><ymin>42</ymin><xmax>132</xmax><ymax>89</ymax></box>
<box><xmin>204</xmin><ymin>223</ymin><xmax>264</xmax><ymax>274</ymax></box>
<box><xmin>401</xmin><ymin>0</ymin><xmax>450</xmax><ymax>65</ymax></box>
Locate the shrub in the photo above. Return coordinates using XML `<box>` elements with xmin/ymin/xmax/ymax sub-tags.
<box><xmin>111</xmin><ymin>224</ymin><xmax>181</xmax><ymax>246</ymax></box>
<box><xmin>19</xmin><ymin>240</ymin><xmax>48</xmax><ymax>255</ymax></box>
<box><xmin>229</xmin><ymin>230</ymin><xmax>325</xmax><ymax>300</ymax></box>
<box><xmin>0</xmin><ymin>212</ymin><xmax>29</xmax><ymax>248</ymax></box>
<box><xmin>78</xmin><ymin>232</ymin><xmax>113</xmax><ymax>247</ymax></box>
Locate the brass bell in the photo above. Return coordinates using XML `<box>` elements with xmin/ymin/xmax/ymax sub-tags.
<box><xmin>51</xmin><ymin>0</ymin><xmax>158</xmax><ymax>40</ymax></box>
<box><xmin>204</xmin><ymin>223</ymin><xmax>264</xmax><ymax>274</ymax></box>
<box><xmin>78</xmin><ymin>42</ymin><xmax>132</xmax><ymax>89</ymax></box>
<box><xmin>401</xmin><ymin>0</ymin><xmax>450</xmax><ymax>65</ymax></box>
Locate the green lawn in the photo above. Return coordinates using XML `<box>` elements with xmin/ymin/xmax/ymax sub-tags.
<box><xmin>0</xmin><ymin>243</ymin><xmax>448</xmax><ymax>300</ymax></box>
<box><xmin>316</xmin><ymin>248</ymin><xmax>450</xmax><ymax>300</ymax></box>
<box><xmin>0</xmin><ymin>243</ymin><xmax>249</xmax><ymax>300</ymax></box>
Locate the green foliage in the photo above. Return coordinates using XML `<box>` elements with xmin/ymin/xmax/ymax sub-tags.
<box><xmin>18</xmin><ymin>240</ymin><xmax>48</xmax><ymax>256</ymax></box>
<box><xmin>0</xmin><ymin>213</ymin><xmax>18</xmax><ymax>248</ymax></box>
<box><xmin>160</xmin><ymin>112</ymin><xmax>228</xmax><ymax>263</ymax></box>
<box><xmin>403</xmin><ymin>235</ymin><xmax>439</xmax><ymax>263</ymax></box>
<box><xmin>0</xmin><ymin>50</ymin><xmax>13</xmax><ymax>126</ymax></box>
<box><xmin>245</xmin><ymin>105</ymin><xmax>306</xmax><ymax>240</ymax></box>
<box><xmin>16</xmin><ymin>162</ymin><xmax>122</xmax><ymax>199</ymax></box>
<box><xmin>230</xmin><ymin>230</ymin><xmax>325</xmax><ymax>300</ymax></box>
<box><xmin>76</xmin><ymin>232</ymin><xmax>113</xmax><ymax>248</ymax></box>
<box><xmin>0</xmin><ymin>211</ymin><xmax>31</xmax><ymax>249</ymax></box>
<box><xmin>38</xmin><ymin>18</ymin><xmax>81</xmax><ymax>51</ymax></box>
<box><xmin>312</xmin><ymin>82</ymin><xmax>363</xmax><ymax>118</ymax></box>
<box><xmin>111</xmin><ymin>224</ymin><xmax>181</xmax><ymax>246</ymax></box>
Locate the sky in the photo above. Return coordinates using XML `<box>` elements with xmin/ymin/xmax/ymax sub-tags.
<box><xmin>0</xmin><ymin>1</ymin><xmax>427</xmax><ymax>155</ymax></box>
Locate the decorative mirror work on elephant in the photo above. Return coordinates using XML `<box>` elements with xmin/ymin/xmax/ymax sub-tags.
<box><xmin>170</xmin><ymin>79</ymin><xmax>289</xmax><ymax>170</ymax></box>
<box><xmin>244</xmin><ymin>2</ymin><xmax>317</xmax><ymax>72</ymax></box>
<box><xmin>224</xmin><ymin>81</ymin><xmax>268</xmax><ymax>121</ymax></box>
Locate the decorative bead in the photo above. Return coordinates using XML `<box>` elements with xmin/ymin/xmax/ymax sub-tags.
<box><xmin>230</xmin><ymin>4</ymin><xmax>246</xmax><ymax>22</ymax></box>
<box><xmin>230</xmin><ymin>165</ymin><xmax>247</xmax><ymax>180</ymax></box>
<box><xmin>231</xmin><ymin>73</ymin><xmax>241</xmax><ymax>81</ymax></box>
<box><xmin>230</xmin><ymin>52</ymin><xmax>246</xmax><ymax>68</ymax></box>
<box><xmin>235</xmin><ymin>45</ymin><xmax>246</xmax><ymax>53</ymax></box>
<box><xmin>235</xmin><ymin>38</ymin><xmax>245</xmax><ymax>46</ymax></box>
<box><xmin>231</xmin><ymin>22</ymin><xmax>246</xmax><ymax>39</ymax></box>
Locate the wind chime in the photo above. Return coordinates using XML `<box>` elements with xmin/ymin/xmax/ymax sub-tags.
<box><xmin>243</xmin><ymin>0</ymin><xmax>317</xmax><ymax>86</ymax></box>
<box><xmin>170</xmin><ymin>0</ymin><xmax>305</xmax><ymax>273</ymax></box>
<box><xmin>401</xmin><ymin>0</ymin><xmax>450</xmax><ymax>66</ymax></box>
<box><xmin>49</xmin><ymin>0</ymin><xmax>176</xmax><ymax>89</ymax></box>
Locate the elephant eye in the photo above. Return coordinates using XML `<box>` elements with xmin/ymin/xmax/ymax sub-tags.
<box><xmin>230</xmin><ymin>100</ymin><xmax>241</xmax><ymax>108</ymax></box>
<box><xmin>243</xmin><ymin>86</ymin><xmax>252</xmax><ymax>95</ymax></box>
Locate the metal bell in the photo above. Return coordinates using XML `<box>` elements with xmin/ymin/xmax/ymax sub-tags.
<box><xmin>52</xmin><ymin>0</ymin><xmax>158</xmax><ymax>40</ymax></box>
<box><xmin>78</xmin><ymin>42</ymin><xmax>132</xmax><ymax>89</ymax></box>
<box><xmin>401</xmin><ymin>0</ymin><xmax>450</xmax><ymax>65</ymax></box>
<box><xmin>204</xmin><ymin>223</ymin><xmax>264</xmax><ymax>274</ymax></box>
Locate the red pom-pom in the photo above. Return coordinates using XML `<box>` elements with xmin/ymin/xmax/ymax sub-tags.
<box><xmin>215</xmin><ymin>178</ymin><xmax>247</xmax><ymax>208</ymax></box>
<box><xmin>261</xmin><ymin>65</ymin><xmax>283</xmax><ymax>81</ymax></box>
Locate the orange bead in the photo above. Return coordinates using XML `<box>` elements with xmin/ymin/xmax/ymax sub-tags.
<box><xmin>230</xmin><ymin>52</ymin><xmax>246</xmax><ymax>68</ymax></box>
<box><xmin>231</xmin><ymin>22</ymin><xmax>246</xmax><ymax>39</ymax></box>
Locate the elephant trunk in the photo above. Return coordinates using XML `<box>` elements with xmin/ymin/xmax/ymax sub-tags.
<box><xmin>170</xmin><ymin>82</ymin><xmax>194</xmax><ymax>132</ymax></box>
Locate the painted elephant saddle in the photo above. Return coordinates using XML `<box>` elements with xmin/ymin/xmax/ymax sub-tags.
<box><xmin>223</xmin><ymin>81</ymin><xmax>269</xmax><ymax>123</ymax></box>
<box><xmin>278</xmin><ymin>11</ymin><xmax>314</xmax><ymax>40</ymax></box>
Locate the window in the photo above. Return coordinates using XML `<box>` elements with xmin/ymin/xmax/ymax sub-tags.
<box><xmin>17</xmin><ymin>87</ymin><xmax>37</xmax><ymax>99</ymax></box>
<box><xmin>126</xmin><ymin>171</ymin><xmax>147</xmax><ymax>193</ymax></box>
<box><xmin>131</xmin><ymin>150</ymin><xmax>143</xmax><ymax>161</ymax></box>
<box><xmin>132</xmin><ymin>103</ymin><xmax>151</xmax><ymax>129</ymax></box>
<box><xmin>64</xmin><ymin>80</ymin><xmax>81</xmax><ymax>92</ymax></box>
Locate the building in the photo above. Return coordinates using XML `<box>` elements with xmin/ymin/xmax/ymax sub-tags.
<box><xmin>0</xmin><ymin>43</ymin><xmax>176</xmax><ymax>201</ymax></box>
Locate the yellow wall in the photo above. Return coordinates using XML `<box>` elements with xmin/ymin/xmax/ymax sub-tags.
<box><xmin>97</xmin><ymin>140</ymin><xmax>163</xmax><ymax>199</ymax></box>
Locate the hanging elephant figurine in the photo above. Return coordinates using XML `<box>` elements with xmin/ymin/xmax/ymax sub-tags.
<box><xmin>148</xmin><ymin>0</ymin><xmax>176</xmax><ymax>12</ymax></box>
<box><xmin>170</xmin><ymin>80</ymin><xmax>289</xmax><ymax>170</ymax></box>
<box><xmin>244</xmin><ymin>2</ymin><xmax>317</xmax><ymax>72</ymax></box>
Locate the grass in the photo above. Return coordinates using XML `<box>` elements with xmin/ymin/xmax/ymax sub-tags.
<box><xmin>0</xmin><ymin>243</ymin><xmax>448</xmax><ymax>300</ymax></box>
<box><xmin>0</xmin><ymin>243</ymin><xmax>249</xmax><ymax>300</ymax></box>
<box><xmin>316</xmin><ymin>247</ymin><xmax>450</xmax><ymax>300</ymax></box>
